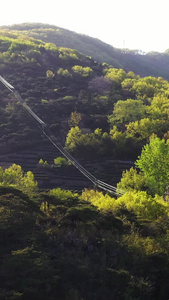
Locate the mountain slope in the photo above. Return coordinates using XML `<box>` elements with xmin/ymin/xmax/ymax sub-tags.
<box><xmin>1</xmin><ymin>24</ymin><xmax>169</xmax><ymax>192</ymax></box>
<box><xmin>1</xmin><ymin>23</ymin><xmax>169</xmax><ymax>79</ymax></box>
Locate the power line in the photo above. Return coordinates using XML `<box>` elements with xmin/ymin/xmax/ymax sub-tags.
<box><xmin>0</xmin><ymin>75</ymin><xmax>124</xmax><ymax>196</ymax></box>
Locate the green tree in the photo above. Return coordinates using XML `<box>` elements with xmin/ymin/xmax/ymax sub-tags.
<box><xmin>135</xmin><ymin>136</ymin><xmax>169</xmax><ymax>195</ymax></box>
<box><xmin>38</xmin><ymin>159</ymin><xmax>48</xmax><ymax>167</ymax></box>
<box><xmin>132</xmin><ymin>80</ymin><xmax>156</xmax><ymax>100</ymax></box>
<box><xmin>126</xmin><ymin>71</ymin><xmax>138</xmax><ymax>79</ymax></box>
<box><xmin>148</xmin><ymin>95</ymin><xmax>169</xmax><ymax>119</ymax></box>
<box><xmin>121</xmin><ymin>78</ymin><xmax>136</xmax><ymax>91</ymax></box>
<box><xmin>116</xmin><ymin>190</ymin><xmax>167</xmax><ymax>220</ymax></box>
<box><xmin>72</xmin><ymin>65</ymin><xmax>93</xmax><ymax>77</ymax></box>
<box><xmin>1</xmin><ymin>164</ymin><xmax>38</xmax><ymax>194</ymax></box>
<box><xmin>3</xmin><ymin>164</ymin><xmax>24</xmax><ymax>186</ymax></box>
<box><xmin>117</xmin><ymin>167</ymin><xmax>146</xmax><ymax>191</ymax></box>
<box><xmin>46</xmin><ymin>70</ymin><xmax>55</xmax><ymax>78</ymax></box>
<box><xmin>21</xmin><ymin>171</ymin><xmax>38</xmax><ymax>194</ymax></box>
<box><xmin>108</xmin><ymin>99</ymin><xmax>146</xmax><ymax>126</ymax></box>
<box><xmin>65</xmin><ymin>126</ymin><xmax>82</xmax><ymax>151</ymax></box>
<box><xmin>110</xmin><ymin>126</ymin><xmax>126</xmax><ymax>148</ymax></box>
<box><xmin>57</xmin><ymin>68</ymin><xmax>72</xmax><ymax>77</ymax></box>
<box><xmin>105</xmin><ymin>68</ymin><xmax>126</xmax><ymax>84</ymax></box>
<box><xmin>126</xmin><ymin>118</ymin><xmax>169</xmax><ymax>140</ymax></box>
<box><xmin>54</xmin><ymin>157</ymin><xmax>70</xmax><ymax>167</ymax></box>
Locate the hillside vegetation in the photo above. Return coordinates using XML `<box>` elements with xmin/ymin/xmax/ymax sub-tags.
<box><xmin>0</xmin><ymin>164</ymin><xmax>169</xmax><ymax>299</ymax></box>
<box><xmin>1</xmin><ymin>28</ymin><xmax>169</xmax><ymax>161</ymax></box>
<box><xmin>1</xmin><ymin>24</ymin><xmax>169</xmax><ymax>299</ymax></box>
<box><xmin>1</xmin><ymin>23</ymin><xmax>169</xmax><ymax>79</ymax></box>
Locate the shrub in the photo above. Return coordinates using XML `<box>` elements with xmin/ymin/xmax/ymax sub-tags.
<box><xmin>54</xmin><ymin>157</ymin><xmax>71</xmax><ymax>167</ymax></box>
<box><xmin>38</xmin><ymin>159</ymin><xmax>48</xmax><ymax>167</ymax></box>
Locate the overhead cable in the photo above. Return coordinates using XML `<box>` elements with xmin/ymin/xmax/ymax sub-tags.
<box><xmin>0</xmin><ymin>75</ymin><xmax>124</xmax><ymax>196</ymax></box>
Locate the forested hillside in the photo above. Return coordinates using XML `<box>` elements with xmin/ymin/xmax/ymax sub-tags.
<box><xmin>2</xmin><ymin>23</ymin><xmax>169</xmax><ymax>79</ymax></box>
<box><xmin>1</xmin><ymin>24</ymin><xmax>169</xmax><ymax>299</ymax></box>
<box><xmin>1</xmin><ymin>28</ymin><xmax>169</xmax><ymax>160</ymax></box>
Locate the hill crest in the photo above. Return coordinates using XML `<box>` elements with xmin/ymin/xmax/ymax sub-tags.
<box><xmin>1</xmin><ymin>22</ymin><xmax>169</xmax><ymax>79</ymax></box>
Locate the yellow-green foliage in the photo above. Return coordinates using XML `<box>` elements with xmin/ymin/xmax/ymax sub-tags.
<box><xmin>108</xmin><ymin>99</ymin><xmax>146</xmax><ymax>125</ymax></box>
<box><xmin>116</xmin><ymin>191</ymin><xmax>168</xmax><ymax>220</ymax></box>
<box><xmin>123</xmin><ymin>231</ymin><xmax>161</xmax><ymax>255</ymax></box>
<box><xmin>46</xmin><ymin>70</ymin><xmax>55</xmax><ymax>78</ymax></box>
<box><xmin>0</xmin><ymin>164</ymin><xmax>38</xmax><ymax>194</ymax></box>
<box><xmin>117</xmin><ymin>167</ymin><xmax>146</xmax><ymax>191</ymax></box>
<box><xmin>57</xmin><ymin>68</ymin><xmax>72</xmax><ymax>77</ymax></box>
<box><xmin>104</xmin><ymin>68</ymin><xmax>126</xmax><ymax>84</ymax></box>
<box><xmin>72</xmin><ymin>65</ymin><xmax>93</xmax><ymax>77</ymax></box>
<box><xmin>81</xmin><ymin>189</ymin><xmax>116</xmax><ymax>211</ymax></box>
<box><xmin>81</xmin><ymin>189</ymin><xmax>169</xmax><ymax>221</ymax></box>
<box><xmin>126</xmin><ymin>118</ymin><xmax>169</xmax><ymax>140</ymax></box>
<box><xmin>49</xmin><ymin>188</ymin><xmax>78</xmax><ymax>200</ymax></box>
<box><xmin>65</xmin><ymin>126</ymin><xmax>111</xmax><ymax>154</ymax></box>
<box><xmin>59</xmin><ymin>47</ymin><xmax>79</xmax><ymax>60</ymax></box>
<box><xmin>38</xmin><ymin>159</ymin><xmax>48</xmax><ymax>166</ymax></box>
<box><xmin>54</xmin><ymin>157</ymin><xmax>71</xmax><ymax>167</ymax></box>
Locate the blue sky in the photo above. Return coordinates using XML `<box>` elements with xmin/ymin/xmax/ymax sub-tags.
<box><xmin>1</xmin><ymin>0</ymin><xmax>169</xmax><ymax>53</ymax></box>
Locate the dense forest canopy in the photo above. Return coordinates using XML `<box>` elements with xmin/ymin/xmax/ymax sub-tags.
<box><xmin>1</xmin><ymin>23</ymin><xmax>169</xmax><ymax>299</ymax></box>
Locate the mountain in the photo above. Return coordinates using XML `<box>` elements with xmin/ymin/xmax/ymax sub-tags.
<box><xmin>1</xmin><ymin>23</ymin><xmax>169</xmax><ymax>188</ymax></box>
<box><xmin>1</xmin><ymin>23</ymin><xmax>169</xmax><ymax>79</ymax></box>
<box><xmin>1</xmin><ymin>24</ymin><xmax>169</xmax><ymax>300</ymax></box>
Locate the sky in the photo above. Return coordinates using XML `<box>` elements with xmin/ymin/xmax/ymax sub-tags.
<box><xmin>1</xmin><ymin>0</ymin><xmax>169</xmax><ymax>53</ymax></box>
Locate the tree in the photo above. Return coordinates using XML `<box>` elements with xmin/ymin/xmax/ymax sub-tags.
<box><xmin>68</xmin><ymin>111</ymin><xmax>82</xmax><ymax>128</ymax></box>
<box><xmin>108</xmin><ymin>99</ymin><xmax>146</xmax><ymax>126</ymax></box>
<box><xmin>3</xmin><ymin>164</ymin><xmax>24</xmax><ymax>186</ymax></box>
<box><xmin>21</xmin><ymin>171</ymin><xmax>38</xmax><ymax>194</ymax></box>
<box><xmin>46</xmin><ymin>70</ymin><xmax>55</xmax><ymax>78</ymax></box>
<box><xmin>0</xmin><ymin>164</ymin><xmax>38</xmax><ymax>194</ymax></box>
<box><xmin>38</xmin><ymin>159</ymin><xmax>48</xmax><ymax>167</ymax></box>
<box><xmin>126</xmin><ymin>71</ymin><xmax>138</xmax><ymax>79</ymax></box>
<box><xmin>117</xmin><ymin>167</ymin><xmax>146</xmax><ymax>191</ymax></box>
<box><xmin>148</xmin><ymin>95</ymin><xmax>169</xmax><ymax>120</ymax></box>
<box><xmin>132</xmin><ymin>80</ymin><xmax>155</xmax><ymax>99</ymax></box>
<box><xmin>121</xmin><ymin>78</ymin><xmax>136</xmax><ymax>91</ymax></box>
<box><xmin>57</xmin><ymin>68</ymin><xmax>72</xmax><ymax>78</ymax></box>
<box><xmin>126</xmin><ymin>118</ymin><xmax>169</xmax><ymax>140</ymax></box>
<box><xmin>105</xmin><ymin>68</ymin><xmax>126</xmax><ymax>84</ymax></box>
<box><xmin>54</xmin><ymin>157</ymin><xmax>70</xmax><ymax>167</ymax></box>
<box><xmin>72</xmin><ymin>65</ymin><xmax>93</xmax><ymax>77</ymax></box>
<box><xmin>135</xmin><ymin>136</ymin><xmax>169</xmax><ymax>195</ymax></box>
<box><xmin>65</xmin><ymin>126</ymin><xmax>82</xmax><ymax>151</ymax></box>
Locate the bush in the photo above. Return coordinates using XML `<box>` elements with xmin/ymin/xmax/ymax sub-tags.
<box><xmin>38</xmin><ymin>159</ymin><xmax>48</xmax><ymax>167</ymax></box>
<box><xmin>54</xmin><ymin>157</ymin><xmax>71</xmax><ymax>167</ymax></box>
